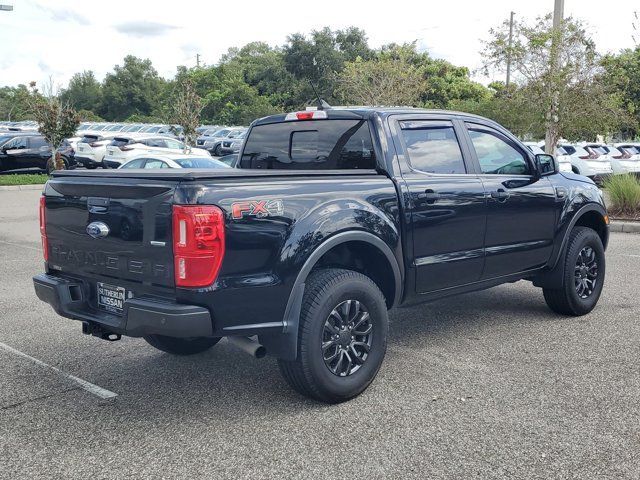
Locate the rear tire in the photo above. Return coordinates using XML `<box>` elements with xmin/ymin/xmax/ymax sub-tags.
<box><xmin>144</xmin><ymin>335</ymin><xmax>221</xmax><ymax>355</ymax></box>
<box><xmin>543</xmin><ymin>226</ymin><xmax>605</xmax><ymax>316</ymax></box>
<box><xmin>278</xmin><ymin>268</ymin><xmax>388</xmax><ymax>403</ymax></box>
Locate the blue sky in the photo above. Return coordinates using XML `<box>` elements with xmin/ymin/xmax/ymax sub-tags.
<box><xmin>0</xmin><ymin>0</ymin><xmax>637</xmax><ymax>88</ymax></box>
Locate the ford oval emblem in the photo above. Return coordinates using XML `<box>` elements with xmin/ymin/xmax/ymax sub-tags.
<box><xmin>86</xmin><ymin>221</ymin><xmax>110</xmax><ymax>239</ymax></box>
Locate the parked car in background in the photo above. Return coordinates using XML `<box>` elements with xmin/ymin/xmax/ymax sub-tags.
<box><xmin>118</xmin><ymin>153</ymin><xmax>229</xmax><ymax>170</ymax></box>
<box><xmin>75</xmin><ymin>133</ymin><xmax>119</xmax><ymax>168</ymax></box>
<box><xmin>196</xmin><ymin>127</ymin><xmax>241</xmax><ymax>154</ymax></box>
<box><xmin>103</xmin><ymin>135</ymin><xmax>210</xmax><ymax>168</ymax></box>
<box><xmin>219</xmin><ymin>130</ymin><xmax>247</xmax><ymax>155</ymax></box>
<box><xmin>582</xmin><ymin>143</ymin><xmax>640</xmax><ymax>176</ymax></box>
<box><xmin>196</xmin><ymin>125</ymin><xmax>222</xmax><ymax>135</ymax></box>
<box><xmin>0</xmin><ymin>133</ymin><xmax>76</xmax><ymax>173</ymax></box>
<box><xmin>138</xmin><ymin>124</ymin><xmax>175</xmax><ymax>136</ymax></box>
<box><xmin>217</xmin><ymin>154</ymin><xmax>238</xmax><ymax>167</ymax></box>
<box><xmin>208</xmin><ymin>128</ymin><xmax>246</xmax><ymax>156</ymax></box>
<box><xmin>550</xmin><ymin>143</ymin><xmax>613</xmax><ymax>183</ymax></box>
<box><xmin>524</xmin><ymin>142</ymin><xmax>572</xmax><ymax>173</ymax></box>
<box><xmin>612</xmin><ymin>143</ymin><xmax>640</xmax><ymax>175</ymax></box>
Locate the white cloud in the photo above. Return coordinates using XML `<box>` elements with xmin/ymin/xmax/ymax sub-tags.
<box><xmin>0</xmin><ymin>0</ymin><xmax>637</xmax><ymax>88</ymax></box>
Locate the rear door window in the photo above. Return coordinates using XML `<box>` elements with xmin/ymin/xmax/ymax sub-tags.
<box><xmin>144</xmin><ymin>159</ymin><xmax>169</xmax><ymax>169</ymax></box>
<box><xmin>240</xmin><ymin>119</ymin><xmax>376</xmax><ymax>170</ymax></box>
<box><xmin>399</xmin><ymin>121</ymin><xmax>466</xmax><ymax>174</ymax></box>
<box><xmin>29</xmin><ymin>136</ymin><xmax>48</xmax><ymax>149</ymax></box>
<box><xmin>121</xmin><ymin>158</ymin><xmax>145</xmax><ymax>168</ymax></box>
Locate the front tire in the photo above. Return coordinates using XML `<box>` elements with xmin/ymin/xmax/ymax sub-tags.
<box><xmin>278</xmin><ymin>268</ymin><xmax>388</xmax><ymax>403</ymax></box>
<box><xmin>543</xmin><ymin>226</ymin><xmax>605</xmax><ymax>316</ymax></box>
<box><xmin>144</xmin><ymin>335</ymin><xmax>221</xmax><ymax>355</ymax></box>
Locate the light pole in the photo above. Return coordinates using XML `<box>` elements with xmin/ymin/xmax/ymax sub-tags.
<box><xmin>544</xmin><ymin>0</ymin><xmax>565</xmax><ymax>154</ymax></box>
<box><xmin>506</xmin><ymin>11</ymin><xmax>515</xmax><ymax>88</ymax></box>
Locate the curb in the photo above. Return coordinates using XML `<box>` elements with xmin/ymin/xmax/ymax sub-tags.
<box><xmin>0</xmin><ymin>184</ymin><xmax>45</xmax><ymax>191</ymax></box>
<box><xmin>609</xmin><ymin>221</ymin><xmax>640</xmax><ymax>234</ymax></box>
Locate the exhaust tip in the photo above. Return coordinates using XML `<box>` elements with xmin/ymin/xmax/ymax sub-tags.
<box><xmin>254</xmin><ymin>345</ymin><xmax>267</xmax><ymax>359</ymax></box>
<box><xmin>227</xmin><ymin>336</ymin><xmax>267</xmax><ymax>359</ymax></box>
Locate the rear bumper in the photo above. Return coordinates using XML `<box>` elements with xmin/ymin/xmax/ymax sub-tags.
<box><xmin>219</xmin><ymin>147</ymin><xmax>239</xmax><ymax>155</ymax></box>
<box><xmin>103</xmin><ymin>158</ymin><xmax>124</xmax><ymax>169</ymax></box>
<box><xmin>76</xmin><ymin>155</ymin><xmax>103</xmax><ymax>167</ymax></box>
<box><xmin>33</xmin><ymin>273</ymin><xmax>213</xmax><ymax>338</ymax></box>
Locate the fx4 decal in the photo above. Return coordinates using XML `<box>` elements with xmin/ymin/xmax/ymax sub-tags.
<box><xmin>231</xmin><ymin>199</ymin><xmax>284</xmax><ymax>219</ymax></box>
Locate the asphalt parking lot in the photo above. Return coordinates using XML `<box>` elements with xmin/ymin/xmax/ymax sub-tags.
<box><xmin>1</xmin><ymin>189</ymin><xmax>639</xmax><ymax>479</ymax></box>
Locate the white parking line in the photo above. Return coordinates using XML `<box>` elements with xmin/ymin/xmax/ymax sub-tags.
<box><xmin>0</xmin><ymin>341</ymin><xmax>117</xmax><ymax>400</ymax></box>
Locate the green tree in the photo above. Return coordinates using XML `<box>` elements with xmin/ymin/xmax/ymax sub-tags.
<box><xmin>602</xmin><ymin>47</ymin><xmax>640</xmax><ymax>138</ymax></box>
<box><xmin>220</xmin><ymin>42</ymin><xmax>299</xmax><ymax>109</ymax></box>
<box><xmin>27</xmin><ymin>82</ymin><xmax>80</xmax><ymax>172</ymax></box>
<box><xmin>379</xmin><ymin>43</ymin><xmax>489</xmax><ymax>108</ymax></box>
<box><xmin>60</xmin><ymin>71</ymin><xmax>102</xmax><ymax>113</ymax></box>
<box><xmin>169</xmin><ymin>78</ymin><xmax>203</xmax><ymax>149</ymax></box>
<box><xmin>100</xmin><ymin>56</ymin><xmax>166</xmax><ymax>121</ymax></box>
<box><xmin>334</xmin><ymin>49</ymin><xmax>425</xmax><ymax>106</ymax></box>
<box><xmin>283</xmin><ymin>27</ymin><xmax>373</xmax><ymax>104</ymax></box>
<box><xmin>482</xmin><ymin>14</ymin><xmax>630</xmax><ymax>150</ymax></box>
<box><xmin>0</xmin><ymin>85</ymin><xmax>32</xmax><ymax>121</ymax></box>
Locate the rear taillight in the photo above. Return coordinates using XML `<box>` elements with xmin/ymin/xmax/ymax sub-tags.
<box><xmin>172</xmin><ymin>205</ymin><xmax>225</xmax><ymax>288</ymax></box>
<box><xmin>39</xmin><ymin>196</ymin><xmax>48</xmax><ymax>261</ymax></box>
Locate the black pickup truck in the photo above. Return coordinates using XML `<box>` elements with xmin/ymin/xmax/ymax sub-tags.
<box><xmin>33</xmin><ymin>107</ymin><xmax>609</xmax><ymax>403</ymax></box>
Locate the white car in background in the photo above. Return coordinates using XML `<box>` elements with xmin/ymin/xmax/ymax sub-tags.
<box><xmin>548</xmin><ymin>143</ymin><xmax>613</xmax><ymax>182</ymax></box>
<box><xmin>103</xmin><ymin>135</ymin><xmax>210</xmax><ymax>168</ymax></box>
<box><xmin>118</xmin><ymin>153</ymin><xmax>230</xmax><ymax>170</ymax></box>
<box><xmin>523</xmin><ymin>142</ymin><xmax>572</xmax><ymax>173</ymax></box>
<box><xmin>611</xmin><ymin>143</ymin><xmax>640</xmax><ymax>175</ymax></box>
<box><xmin>75</xmin><ymin>133</ymin><xmax>120</xmax><ymax>168</ymax></box>
<box><xmin>582</xmin><ymin>143</ymin><xmax>640</xmax><ymax>176</ymax></box>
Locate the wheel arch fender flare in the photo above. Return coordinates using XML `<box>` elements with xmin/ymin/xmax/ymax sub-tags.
<box><xmin>534</xmin><ymin>202</ymin><xmax>608</xmax><ymax>289</ymax></box>
<box><xmin>260</xmin><ymin>231</ymin><xmax>402</xmax><ymax>360</ymax></box>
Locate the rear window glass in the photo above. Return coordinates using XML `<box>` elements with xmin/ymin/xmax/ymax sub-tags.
<box><xmin>80</xmin><ymin>135</ymin><xmax>100</xmax><ymax>143</ymax></box>
<box><xmin>110</xmin><ymin>137</ymin><xmax>132</xmax><ymax>147</ymax></box>
<box><xmin>561</xmin><ymin>145</ymin><xmax>576</xmax><ymax>155</ymax></box>
<box><xmin>621</xmin><ymin>146</ymin><xmax>640</xmax><ymax>155</ymax></box>
<box><xmin>240</xmin><ymin>119</ymin><xmax>376</xmax><ymax>170</ymax></box>
<box><xmin>588</xmin><ymin>146</ymin><xmax>607</xmax><ymax>155</ymax></box>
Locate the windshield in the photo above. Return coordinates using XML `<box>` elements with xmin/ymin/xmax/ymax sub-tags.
<box><xmin>173</xmin><ymin>157</ymin><xmax>230</xmax><ymax>168</ymax></box>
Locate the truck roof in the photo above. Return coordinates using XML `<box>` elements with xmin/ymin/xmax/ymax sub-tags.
<box><xmin>252</xmin><ymin>107</ymin><xmax>498</xmax><ymax>126</ymax></box>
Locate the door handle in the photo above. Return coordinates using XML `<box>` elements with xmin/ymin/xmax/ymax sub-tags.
<box><xmin>490</xmin><ymin>188</ymin><xmax>510</xmax><ymax>202</ymax></box>
<box><xmin>417</xmin><ymin>189</ymin><xmax>440</xmax><ymax>204</ymax></box>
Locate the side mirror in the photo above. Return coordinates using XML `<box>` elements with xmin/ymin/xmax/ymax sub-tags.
<box><xmin>535</xmin><ymin>153</ymin><xmax>557</xmax><ymax>176</ymax></box>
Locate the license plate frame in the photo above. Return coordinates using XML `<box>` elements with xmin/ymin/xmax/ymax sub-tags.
<box><xmin>96</xmin><ymin>282</ymin><xmax>126</xmax><ymax>315</ymax></box>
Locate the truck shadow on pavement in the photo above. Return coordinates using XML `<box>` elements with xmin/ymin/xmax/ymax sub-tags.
<box><xmin>100</xmin><ymin>283</ymin><xmax>564</xmax><ymax>416</ymax></box>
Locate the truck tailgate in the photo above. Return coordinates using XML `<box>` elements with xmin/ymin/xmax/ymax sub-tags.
<box><xmin>44</xmin><ymin>176</ymin><xmax>176</xmax><ymax>292</ymax></box>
